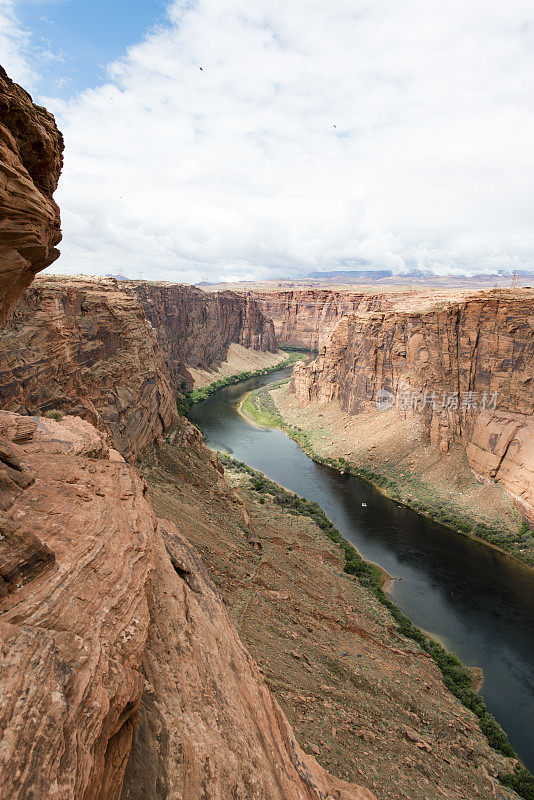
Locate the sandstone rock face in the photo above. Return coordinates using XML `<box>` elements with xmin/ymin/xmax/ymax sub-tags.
<box><xmin>123</xmin><ymin>513</ymin><xmax>375</xmax><ymax>800</ymax></box>
<box><xmin>0</xmin><ymin>67</ymin><xmax>63</xmax><ymax>323</ymax></box>
<box><xmin>0</xmin><ymin>411</ymin><xmax>375</xmax><ymax>800</ymax></box>
<box><xmin>253</xmin><ymin>290</ymin><xmax>397</xmax><ymax>349</ymax></box>
<box><xmin>465</xmin><ymin>410</ymin><xmax>534</xmax><ymax>523</ymax></box>
<box><xmin>0</xmin><ymin>276</ymin><xmax>178</xmax><ymax>460</ymax></box>
<box><xmin>123</xmin><ymin>282</ymin><xmax>277</xmax><ymax>389</ymax></box>
<box><xmin>291</xmin><ymin>290</ymin><xmax>534</xmax><ymax>522</ymax></box>
<box><xmin>0</xmin><ymin>411</ymin><xmax>154</xmax><ymax>800</ymax></box>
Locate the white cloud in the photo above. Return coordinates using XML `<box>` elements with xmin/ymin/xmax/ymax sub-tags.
<box><xmin>0</xmin><ymin>0</ymin><xmax>36</xmax><ymax>88</ymax></box>
<box><xmin>9</xmin><ymin>0</ymin><xmax>534</xmax><ymax>279</ymax></box>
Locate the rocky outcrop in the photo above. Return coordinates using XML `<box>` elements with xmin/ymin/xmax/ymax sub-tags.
<box><xmin>123</xmin><ymin>282</ymin><xmax>277</xmax><ymax>389</ymax></box>
<box><xmin>291</xmin><ymin>290</ymin><xmax>534</xmax><ymax>522</ymax></box>
<box><xmin>465</xmin><ymin>410</ymin><xmax>534</xmax><ymax>523</ymax></box>
<box><xmin>253</xmin><ymin>289</ymin><xmax>397</xmax><ymax>350</ymax></box>
<box><xmin>0</xmin><ymin>411</ymin><xmax>375</xmax><ymax>800</ymax></box>
<box><xmin>0</xmin><ymin>276</ymin><xmax>178</xmax><ymax>460</ymax></box>
<box><xmin>0</xmin><ymin>411</ymin><xmax>153</xmax><ymax>800</ymax></box>
<box><xmin>0</xmin><ymin>67</ymin><xmax>63</xmax><ymax>323</ymax></box>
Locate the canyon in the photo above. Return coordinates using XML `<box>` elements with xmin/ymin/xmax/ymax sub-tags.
<box><xmin>1</xmin><ymin>67</ymin><xmax>532</xmax><ymax>800</ymax></box>
<box><xmin>123</xmin><ymin>280</ymin><xmax>277</xmax><ymax>389</ymax></box>
<box><xmin>0</xmin><ymin>68</ymin><xmax>379</xmax><ymax>800</ymax></box>
<box><xmin>0</xmin><ymin>275</ymin><xmax>278</xmax><ymax>459</ymax></box>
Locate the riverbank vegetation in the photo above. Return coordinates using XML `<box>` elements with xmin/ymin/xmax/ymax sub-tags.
<box><xmin>218</xmin><ymin>452</ymin><xmax>534</xmax><ymax>800</ymax></box>
<box><xmin>274</xmin><ymin>344</ymin><xmax>317</xmax><ymax>353</ymax></box>
<box><xmin>240</xmin><ymin>382</ymin><xmax>534</xmax><ymax>568</ymax></box>
<box><xmin>176</xmin><ymin>351</ymin><xmax>306</xmax><ymax>415</ymax></box>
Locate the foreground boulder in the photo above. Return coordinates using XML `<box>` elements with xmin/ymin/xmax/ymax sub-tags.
<box><xmin>0</xmin><ymin>411</ymin><xmax>375</xmax><ymax>800</ymax></box>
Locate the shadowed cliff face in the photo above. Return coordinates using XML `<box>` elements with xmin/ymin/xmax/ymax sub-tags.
<box><xmin>123</xmin><ymin>282</ymin><xmax>277</xmax><ymax>389</ymax></box>
<box><xmin>290</xmin><ymin>291</ymin><xmax>534</xmax><ymax>522</ymax></box>
<box><xmin>0</xmin><ymin>276</ymin><xmax>178</xmax><ymax>460</ymax></box>
<box><xmin>0</xmin><ymin>67</ymin><xmax>63</xmax><ymax>323</ymax></box>
<box><xmin>253</xmin><ymin>290</ymin><xmax>396</xmax><ymax>350</ymax></box>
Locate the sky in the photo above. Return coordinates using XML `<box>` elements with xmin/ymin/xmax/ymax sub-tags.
<box><xmin>1</xmin><ymin>0</ymin><xmax>534</xmax><ymax>283</ymax></box>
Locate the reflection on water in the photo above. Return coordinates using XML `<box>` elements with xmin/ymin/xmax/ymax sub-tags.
<box><xmin>189</xmin><ymin>368</ymin><xmax>534</xmax><ymax>769</ymax></box>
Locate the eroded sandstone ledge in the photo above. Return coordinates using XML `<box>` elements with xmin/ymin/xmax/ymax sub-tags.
<box><xmin>0</xmin><ymin>411</ymin><xmax>376</xmax><ymax>800</ymax></box>
<box><xmin>0</xmin><ymin>67</ymin><xmax>63</xmax><ymax>323</ymax></box>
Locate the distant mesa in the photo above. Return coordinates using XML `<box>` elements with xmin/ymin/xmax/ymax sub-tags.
<box><xmin>307</xmin><ymin>269</ymin><xmax>394</xmax><ymax>280</ymax></box>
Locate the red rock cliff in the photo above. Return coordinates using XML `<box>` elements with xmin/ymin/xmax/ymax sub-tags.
<box><xmin>0</xmin><ymin>67</ymin><xmax>63</xmax><ymax>323</ymax></box>
<box><xmin>123</xmin><ymin>282</ymin><xmax>277</xmax><ymax>389</ymax></box>
<box><xmin>253</xmin><ymin>289</ymin><xmax>397</xmax><ymax>349</ymax></box>
<box><xmin>0</xmin><ymin>275</ymin><xmax>178</xmax><ymax>460</ymax></box>
<box><xmin>0</xmin><ymin>276</ymin><xmax>279</xmax><ymax>456</ymax></box>
<box><xmin>291</xmin><ymin>291</ymin><xmax>534</xmax><ymax>522</ymax></box>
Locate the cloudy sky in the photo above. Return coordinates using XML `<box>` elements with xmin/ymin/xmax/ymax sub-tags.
<box><xmin>1</xmin><ymin>0</ymin><xmax>534</xmax><ymax>282</ymax></box>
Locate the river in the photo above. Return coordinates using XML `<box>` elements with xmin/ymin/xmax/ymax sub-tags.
<box><xmin>188</xmin><ymin>366</ymin><xmax>534</xmax><ymax>770</ymax></box>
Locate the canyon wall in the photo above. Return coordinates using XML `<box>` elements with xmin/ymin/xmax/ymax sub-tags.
<box><xmin>0</xmin><ymin>71</ymin><xmax>375</xmax><ymax>800</ymax></box>
<box><xmin>0</xmin><ymin>276</ymin><xmax>178</xmax><ymax>460</ymax></box>
<box><xmin>0</xmin><ymin>67</ymin><xmax>63</xmax><ymax>323</ymax></box>
<box><xmin>124</xmin><ymin>282</ymin><xmax>276</xmax><ymax>388</ymax></box>
<box><xmin>0</xmin><ymin>277</ymin><xmax>279</xmax><ymax>457</ymax></box>
<box><xmin>290</xmin><ymin>291</ymin><xmax>534</xmax><ymax>522</ymax></box>
<box><xmin>253</xmin><ymin>289</ymin><xmax>398</xmax><ymax>349</ymax></box>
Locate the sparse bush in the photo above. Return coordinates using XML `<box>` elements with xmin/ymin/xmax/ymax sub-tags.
<box><xmin>499</xmin><ymin>766</ymin><xmax>534</xmax><ymax>800</ymax></box>
<box><xmin>43</xmin><ymin>409</ymin><xmax>64</xmax><ymax>421</ymax></box>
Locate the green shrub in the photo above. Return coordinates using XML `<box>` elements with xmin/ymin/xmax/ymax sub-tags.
<box><xmin>43</xmin><ymin>409</ymin><xmax>64</xmax><ymax>421</ymax></box>
<box><xmin>499</xmin><ymin>766</ymin><xmax>534</xmax><ymax>800</ymax></box>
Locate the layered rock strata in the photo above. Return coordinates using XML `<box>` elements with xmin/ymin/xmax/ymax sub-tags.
<box><xmin>0</xmin><ymin>67</ymin><xmax>63</xmax><ymax>323</ymax></box>
<box><xmin>123</xmin><ymin>282</ymin><xmax>277</xmax><ymax>389</ymax></box>
<box><xmin>253</xmin><ymin>290</ymin><xmax>397</xmax><ymax>350</ymax></box>
<box><xmin>290</xmin><ymin>291</ymin><xmax>534</xmax><ymax>522</ymax></box>
<box><xmin>0</xmin><ymin>276</ymin><xmax>178</xmax><ymax>460</ymax></box>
